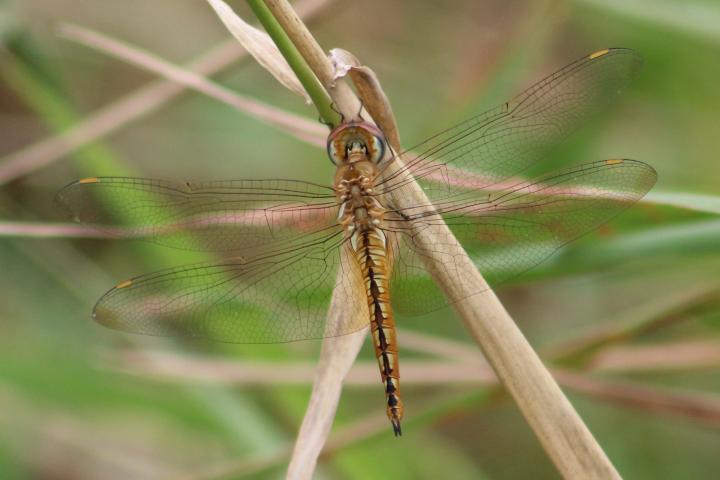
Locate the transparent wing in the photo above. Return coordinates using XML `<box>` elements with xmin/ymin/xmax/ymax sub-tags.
<box><xmin>385</xmin><ymin>159</ymin><xmax>657</xmax><ymax>315</ymax></box>
<box><xmin>63</xmin><ymin>49</ymin><xmax>652</xmax><ymax>339</ymax></box>
<box><xmin>92</xmin><ymin>228</ymin><xmax>369</xmax><ymax>343</ymax></box>
<box><xmin>377</xmin><ymin>48</ymin><xmax>642</xmax><ymax>195</ymax></box>
<box><xmin>57</xmin><ymin>177</ymin><xmax>339</xmax><ymax>253</ymax></box>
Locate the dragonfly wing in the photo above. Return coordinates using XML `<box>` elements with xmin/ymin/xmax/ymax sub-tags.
<box><xmin>93</xmin><ymin>227</ymin><xmax>369</xmax><ymax>343</ymax></box>
<box><xmin>386</xmin><ymin>159</ymin><xmax>657</xmax><ymax>316</ymax></box>
<box><xmin>378</xmin><ymin>48</ymin><xmax>642</xmax><ymax>194</ymax></box>
<box><xmin>386</xmin><ymin>225</ymin><xmax>473</xmax><ymax>316</ymax></box>
<box><xmin>57</xmin><ymin>177</ymin><xmax>339</xmax><ymax>254</ymax></box>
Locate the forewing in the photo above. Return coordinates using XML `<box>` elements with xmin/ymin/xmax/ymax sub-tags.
<box><xmin>57</xmin><ymin>177</ymin><xmax>338</xmax><ymax>253</ymax></box>
<box><xmin>93</xmin><ymin>228</ymin><xmax>369</xmax><ymax>343</ymax></box>
<box><xmin>377</xmin><ymin>48</ymin><xmax>642</xmax><ymax>194</ymax></box>
<box><xmin>387</xmin><ymin>159</ymin><xmax>657</xmax><ymax>315</ymax></box>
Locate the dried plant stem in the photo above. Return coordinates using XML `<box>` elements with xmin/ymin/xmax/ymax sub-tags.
<box><xmin>113</xmin><ymin>352</ymin><xmax>720</xmax><ymax>389</ymax></box>
<box><xmin>284</xmin><ymin>248</ymin><xmax>368</xmax><ymax>479</ymax></box>
<box><xmin>246</xmin><ymin>0</ymin><xmax>339</xmax><ymax>125</ymax></box>
<box><xmin>114</xmin><ymin>352</ymin><xmax>720</xmax><ymax>429</ymax></box>
<box><xmin>0</xmin><ymin>221</ymin><xmax>109</xmax><ymax>238</ymax></box>
<box><xmin>244</xmin><ymin>2</ymin><xmax>366</xmax><ymax>479</ymax></box>
<box><xmin>554</xmin><ymin>371</ymin><xmax>720</xmax><ymax>428</ymax></box>
<box><xmin>0</xmin><ymin>0</ymin><xmax>329</xmax><ymax>184</ymax></box>
<box><xmin>451</xmin><ymin>294</ymin><xmax>619</xmax><ymax>478</ymax></box>
<box><xmin>171</xmin><ymin>389</ymin><xmax>492</xmax><ymax>480</ymax></box>
<box><xmin>548</xmin><ymin>285</ymin><xmax>720</xmax><ymax>364</ymax></box>
<box><xmin>262</xmin><ymin>0</ymin><xmax>362</xmax><ymax>119</ymax></box>
<box><xmin>286</xmin><ymin>329</ymin><xmax>367</xmax><ymax>479</ymax></box>
<box><xmin>0</xmin><ymin>385</ymin><xmax>178</xmax><ymax>478</ymax></box>
<box><xmin>590</xmin><ymin>340</ymin><xmax>720</xmax><ymax>372</ymax></box>
<box><xmin>254</xmin><ymin>1</ymin><xmax>619</xmax><ymax>478</ymax></box>
<box><xmin>386</xmin><ymin>122</ymin><xmax>621</xmax><ymax>480</ymax></box>
<box><xmin>58</xmin><ymin>23</ymin><xmax>326</xmax><ymax>147</ymax></box>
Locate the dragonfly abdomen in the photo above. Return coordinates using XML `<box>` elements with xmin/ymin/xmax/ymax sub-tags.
<box><xmin>353</xmin><ymin>227</ymin><xmax>403</xmax><ymax>436</ymax></box>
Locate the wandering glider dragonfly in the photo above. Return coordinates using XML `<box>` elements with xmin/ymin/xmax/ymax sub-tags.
<box><xmin>58</xmin><ymin>49</ymin><xmax>657</xmax><ymax>436</ymax></box>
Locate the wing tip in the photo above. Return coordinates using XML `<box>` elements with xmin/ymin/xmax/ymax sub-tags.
<box><xmin>92</xmin><ymin>303</ymin><xmax>120</xmax><ymax>330</ymax></box>
<box><xmin>116</xmin><ymin>279</ymin><xmax>133</xmax><ymax>289</ymax></box>
<box><xmin>589</xmin><ymin>48</ymin><xmax>611</xmax><ymax>59</ymax></box>
<box><xmin>55</xmin><ymin>177</ymin><xmax>101</xmax><ymax>214</ymax></box>
<box><xmin>586</xmin><ymin>48</ymin><xmax>643</xmax><ymax>72</ymax></box>
<box><xmin>608</xmin><ymin>158</ymin><xmax>658</xmax><ymax>180</ymax></box>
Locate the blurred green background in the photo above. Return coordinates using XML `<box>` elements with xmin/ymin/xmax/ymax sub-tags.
<box><xmin>1</xmin><ymin>0</ymin><xmax>720</xmax><ymax>478</ymax></box>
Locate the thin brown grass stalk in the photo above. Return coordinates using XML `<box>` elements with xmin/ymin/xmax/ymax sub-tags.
<box><xmin>589</xmin><ymin>340</ymin><xmax>720</xmax><ymax>372</ymax></box>
<box><xmin>169</xmin><ymin>390</ymin><xmax>480</xmax><ymax>480</ymax></box>
<box><xmin>554</xmin><ymin>371</ymin><xmax>720</xmax><ymax>429</ymax></box>
<box><xmin>111</xmin><ymin>352</ymin><xmax>720</xmax><ymax>431</ymax></box>
<box><xmin>0</xmin><ymin>384</ymin><xmax>178</xmax><ymax>478</ymax></box>
<box><xmin>547</xmin><ymin>285</ymin><xmax>720</xmax><ymax>362</ymax></box>
<box><xmin>396</xmin><ymin>328</ymin><xmax>481</xmax><ymax>363</ymax></box>
<box><xmin>285</xmin><ymin>289</ymin><xmax>368</xmax><ymax>479</ymax></box>
<box><xmin>112</xmin><ymin>352</ymin><xmax>496</xmax><ymax>386</ymax></box>
<box><xmin>0</xmin><ymin>0</ymin><xmax>330</xmax><ymax>184</ymax></box>
<box><xmin>0</xmin><ymin>221</ymin><xmax>111</xmax><ymax>238</ymax></box>
<box><xmin>58</xmin><ymin>23</ymin><xmax>326</xmax><ymax>147</ymax></box>
<box><xmin>259</xmin><ymin>1</ymin><xmax>621</xmax><ymax>478</ymax></box>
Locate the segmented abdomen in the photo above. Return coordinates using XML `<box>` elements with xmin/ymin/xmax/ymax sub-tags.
<box><xmin>354</xmin><ymin>228</ymin><xmax>404</xmax><ymax>436</ymax></box>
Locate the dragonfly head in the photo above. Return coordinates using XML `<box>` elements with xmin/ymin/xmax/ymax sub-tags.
<box><xmin>327</xmin><ymin>121</ymin><xmax>386</xmax><ymax>166</ymax></box>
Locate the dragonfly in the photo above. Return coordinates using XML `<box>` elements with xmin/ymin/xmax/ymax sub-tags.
<box><xmin>58</xmin><ymin>48</ymin><xmax>657</xmax><ymax>436</ymax></box>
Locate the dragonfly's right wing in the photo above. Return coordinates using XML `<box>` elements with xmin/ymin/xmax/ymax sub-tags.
<box><xmin>92</xmin><ymin>229</ymin><xmax>369</xmax><ymax>343</ymax></box>
<box><xmin>374</xmin><ymin>48</ymin><xmax>652</xmax><ymax>316</ymax></box>
<box><xmin>377</xmin><ymin>48</ymin><xmax>643</xmax><ymax>196</ymax></box>
<box><xmin>57</xmin><ymin>177</ymin><xmax>339</xmax><ymax>254</ymax></box>
<box><xmin>385</xmin><ymin>159</ymin><xmax>657</xmax><ymax>316</ymax></box>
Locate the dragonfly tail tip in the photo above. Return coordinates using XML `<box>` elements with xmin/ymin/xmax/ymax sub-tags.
<box><xmin>392</xmin><ymin>418</ymin><xmax>402</xmax><ymax>437</ymax></box>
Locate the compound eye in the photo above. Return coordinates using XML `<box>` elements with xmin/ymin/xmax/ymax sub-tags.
<box><xmin>327</xmin><ymin>139</ymin><xmax>343</xmax><ymax>165</ymax></box>
<box><xmin>368</xmin><ymin>134</ymin><xmax>385</xmax><ymax>164</ymax></box>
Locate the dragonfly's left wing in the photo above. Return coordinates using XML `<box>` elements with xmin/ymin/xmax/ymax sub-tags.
<box><xmin>384</xmin><ymin>159</ymin><xmax>657</xmax><ymax>316</ymax></box>
<box><xmin>91</xmin><ymin>227</ymin><xmax>369</xmax><ymax>343</ymax></box>
<box><xmin>57</xmin><ymin>177</ymin><xmax>339</xmax><ymax>254</ymax></box>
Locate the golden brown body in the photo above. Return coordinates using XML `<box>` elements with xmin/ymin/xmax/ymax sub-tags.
<box><xmin>329</xmin><ymin>122</ymin><xmax>403</xmax><ymax>436</ymax></box>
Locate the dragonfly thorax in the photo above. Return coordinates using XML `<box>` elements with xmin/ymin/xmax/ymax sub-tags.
<box><xmin>331</xmin><ymin>122</ymin><xmax>388</xmax><ymax>248</ymax></box>
<box><xmin>336</xmin><ymin>171</ymin><xmax>386</xmax><ymax>251</ymax></box>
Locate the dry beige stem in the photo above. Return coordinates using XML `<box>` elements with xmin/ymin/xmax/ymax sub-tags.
<box><xmin>398</xmin><ymin>328</ymin><xmax>480</xmax><ymax>363</ymax></box>
<box><xmin>58</xmin><ymin>23</ymin><xmax>326</xmax><ymax>147</ymax></box>
<box><xmin>286</xmin><ymin>247</ymin><xmax>368</xmax><ymax>480</ymax></box>
<box><xmin>112</xmin><ymin>351</ymin><xmax>720</xmax><ymax>429</ymax></box>
<box><xmin>170</xmin><ymin>368</ymin><xmax>720</xmax><ymax>480</ymax></box>
<box><xmin>385</xmin><ymin>160</ymin><xmax>620</xmax><ymax>480</ymax></box>
<box><xmin>329</xmin><ymin>48</ymin><xmax>401</xmax><ymax>151</ymax></box>
<box><xmin>555</xmin><ymin>371</ymin><xmax>720</xmax><ymax>428</ymax></box>
<box><xmin>589</xmin><ymin>340</ymin><xmax>720</xmax><ymax>372</ymax></box>
<box><xmin>206</xmin><ymin>0</ymin><xmax>311</xmax><ymax>102</ymax></box>
<box><xmin>0</xmin><ymin>221</ymin><xmax>111</xmax><ymax>238</ymax></box>
<box><xmin>261</xmin><ymin>1</ymin><xmax>621</xmax><ymax>479</ymax></box>
<box><xmin>0</xmin><ymin>39</ymin><xmax>244</xmax><ymax>184</ymax></box>
<box><xmin>547</xmin><ymin>285</ymin><xmax>720</xmax><ymax>360</ymax></box>
<box><xmin>285</xmin><ymin>329</ymin><xmax>368</xmax><ymax>478</ymax></box>
<box><xmin>257</xmin><ymin>4</ymin><xmax>373</xmax><ymax>480</ymax></box>
<box><xmin>0</xmin><ymin>385</ymin><xmax>178</xmax><ymax>478</ymax></box>
<box><xmin>173</xmin><ymin>390</ymin><xmax>481</xmax><ymax>480</ymax></box>
<box><xmin>0</xmin><ymin>0</ymin><xmax>330</xmax><ymax>184</ymax></box>
<box><xmin>263</xmin><ymin>0</ymin><xmax>361</xmax><ymax>118</ymax></box>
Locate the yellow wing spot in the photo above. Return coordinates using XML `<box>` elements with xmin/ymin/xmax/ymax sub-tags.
<box><xmin>605</xmin><ymin>159</ymin><xmax>624</xmax><ymax>165</ymax></box>
<box><xmin>589</xmin><ymin>49</ymin><xmax>610</xmax><ymax>60</ymax></box>
<box><xmin>116</xmin><ymin>279</ymin><xmax>133</xmax><ymax>289</ymax></box>
<box><xmin>79</xmin><ymin>177</ymin><xmax>99</xmax><ymax>184</ymax></box>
